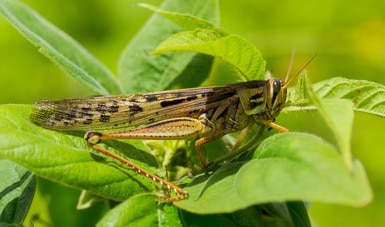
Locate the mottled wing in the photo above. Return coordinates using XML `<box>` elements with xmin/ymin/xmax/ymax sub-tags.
<box><xmin>30</xmin><ymin>86</ymin><xmax>239</xmax><ymax>131</ymax></box>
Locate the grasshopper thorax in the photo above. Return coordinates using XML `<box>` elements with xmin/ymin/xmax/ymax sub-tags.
<box><xmin>234</xmin><ymin>79</ymin><xmax>287</xmax><ymax>120</ymax></box>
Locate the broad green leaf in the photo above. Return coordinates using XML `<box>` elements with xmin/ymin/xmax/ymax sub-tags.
<box><xmin>96</xmin><ymin>194</ymin><xmax>181</xmax><ymax>227</ymax></box>
<box><xmin>318</xmin><ymin>98</ymin><xmax>354</xmax><ymax>170</ymax></box>
<box><xmin>138</xmin><ymin>3</ymin><xmax>226</xmax><ymax>34</ymax></box>
<box><xmin>153</xmin><ymin>30</ymin><xmax>266</xmax><ymax>81</ymax></box>
<box><xmin>0</xmin><ymin>104</ymin><xmax>166</xmax><ymax>202</ymax></box>
<box><xmin>286</xmin><ymin>77</ymin><xmax>385</xmax><ymax>117</ymax></box>
<box><xmin>118</xmin><ymin>0</ymin><xmax>219</xmax><ymax>93</ymax></box>
<box><xmin>143</xmin><ymin>2</ymin><xmax>265</xmax><ymax>81</ymax></box>
<box><xmin>0</xmin><ymin>0</ymin><xmax>121</xmax><ymax>95</ymax></box>
<box><xmin>314</xmin><ymin>77</ymin><xmax>385</xmax><ymax>117</ymax></box>
<box><xmin>175</xmin><ymin>133</ymin><xmax>372</xmax><ymax>214</ymax></box>
<box><xmin>140</xmin><ymin>2</ymin><xmax>266</xmax><ymax>83</ymax></box>
<box><xmin>0</xmin><ymin>160</ymin><xmax>35</xmax><ymax>225</ymax></box>
<box><xmin>301</xmin><ymin>74</ymin><xmax>354</xmax><ymax>171</ymax></box>
<box><xmin>286</xmin><ymin>74</ymin><xmax>355</xmax><ymax>170</ymax></box>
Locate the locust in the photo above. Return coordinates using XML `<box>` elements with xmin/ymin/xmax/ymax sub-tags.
<box><xmin>30</xmin><ymin>57</ymin><xmax>314</xmax><ymax>202</ymax></box>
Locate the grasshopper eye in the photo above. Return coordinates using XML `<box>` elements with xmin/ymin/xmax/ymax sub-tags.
<box><xmin>272</xmin><ymin>80</ymin><xmax>281</xmax><ymax>96</ymax></box>
<box><xmin>271</xmin><ymin>79</ymin><xmax>282</xmax><ymax>104</ymax></box>
<box><xmin>265</xmin><ymin>79</ymin><xmax>283</xmax><ymax>110</ymax></box>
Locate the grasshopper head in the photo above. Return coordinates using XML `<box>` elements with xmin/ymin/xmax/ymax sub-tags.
<box><xmin>259</xmin><ymin>54</ymin><xmax>316</xmax><ymax>121</ymax></box>
<box><xmin>265</xmin><ymin>78</ymin><xmax>287</xmax><ymax>119</ymax></box>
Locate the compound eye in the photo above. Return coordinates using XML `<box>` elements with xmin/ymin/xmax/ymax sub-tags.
<box><xmin>272</xmin><ymin>80</ymin><xmax>281</xmax><ymax>95</ymax></box>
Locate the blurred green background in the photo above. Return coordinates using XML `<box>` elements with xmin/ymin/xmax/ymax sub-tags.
<box><xmin>1</xmin><ymin>0</ymin><xmax>384</xmax><ymax>226</ymax></box>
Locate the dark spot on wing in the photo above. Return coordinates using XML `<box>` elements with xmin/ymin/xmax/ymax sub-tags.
<box><xmin>128</xmin><ymin>104</ymin><xmax>143</xmax><ymax>117</ymax></box>
<box><xmin>82</xmin><ymin>107</ymin><xmax>92</xmax><ymax>112</ymax></box>
<box><xmin>160</xmin><ymin>96</ymin><xmax>198</xmax><ymax>108</ymax></box>
<box><xmin>54</xmin><ymin>114</ymin><xmax>64</xmax><ymax>121</ymax></box>
<box><xmin>108</xmin><ymin>105</ymin><xmax>119</xmax><ymax>113</ymax></box>
<box><xmin>186</xmin><ymin>96</ymin><xmax>198</xmax><ymax>101</ymax></box>
<box><xmin>160</xmin><ymin>99</ymin><xmax>184</xmax><ymax>107</ymax></box>
<box><xmin>96</xmin><ymin>103</ymin><xmax>107</xmax><ymax>113</ymax></box>
<box><xmin>100</xmin><ymin>115</ymin><xmax>110</xmax><ymax>122</ymax></box>
<box><xmin>84</xmin><ymin>119</ymin><xmax>93</xmax><ymax>125</ymax></box>
<box><xmin>144</xmin><ymin>94</ymin><xmax>158</xmax><ymax>102</ymax></box>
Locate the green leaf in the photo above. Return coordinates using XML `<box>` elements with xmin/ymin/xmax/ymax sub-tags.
<box><xmin>118</xmin><ymin>0</ymin><xmax>219</xmax><ymax>93</ymax></box>
<box><xmin>286</xmin><ymin>77</ymin><xmax>385</xmax><ymax>118</ymax></box>
<box><xmin>153</xmin><ymin>31</ymin><xmax>266</xmax><ymax>81</ymax></box>
<box><xmin>318</xmin><ymin>99</ymin><xmax>354</xmax><ymax>170</ymax></box>
<box><xmin>286</xmin><ymin>74</ymin><xmax>355</xmax><ymax>171</ymax></box>
<box><xmin>313</xmin><ymin>77</ymin><xmax>385</xmax><ymax>118</ymax></box>
<box><xmin>138</xmin><ymin>3</ymin><xmax>225</xmax><ymax>33</ymax></box>
<box><xmin>0</xmin><ymin>0</ymin><xmax>121</xmax><ymax>95</ymax></box>
<box><xmin>96</xmin><ymin>194</ymin><xmax>181</xmax><ymax>227</ymax></box>
<box><xmin>0</xmin><ymin>104</ymin><xmax>165</xmax><ymax>202</ymax></box>
<box><xmin>38</xmin><ymin>178</ymin><xmax>108</xmax><ymax>226</ymax></box>
<box><xmin>0</xmin><ymin>160</ymin><xmax>36</xmax><ymax>225</ymax></box>
<box><xmin>232</xmin><ymin>202</ymin><xmax>310</xmax><ymax>227</ymax></box>
<box><xmin>286</xmin><ymin>202</ymin><xmax>311</xmax><ymax>227</ymax></box>
<box><xmin>304</xmin><ymin>75</ymin><xmax>354</xmax><ymax>171</ymax></box>
<box><xmin>285</xmin><ymin>72</ymin><xmax>311</xmax><ymax>108</ymax></box>
<box><xmin>140</xmin><ymin>3</ymin><xmax>266</xmax><ymax>81</ymax></box>
<box><xmin>175</xmin><ymin>133</ymin><xmax>372</xmax><ymax>214</ymax></box>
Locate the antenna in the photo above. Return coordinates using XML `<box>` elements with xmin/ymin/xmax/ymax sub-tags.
<box><xmin>284</xmin><ymin>48</ymin><xmax>296</xmax><ymax>83</ymax></box>
<box><xmin>283</xmin><ymin>53</ymin><xmax>317</xmax><ymax>89</ymax></box>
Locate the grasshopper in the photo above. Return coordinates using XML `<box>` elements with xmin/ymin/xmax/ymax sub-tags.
<box><xmin>30</xmin><ymin>57</ymin><xmax>314</xmax><ymax>202</ymax></box>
